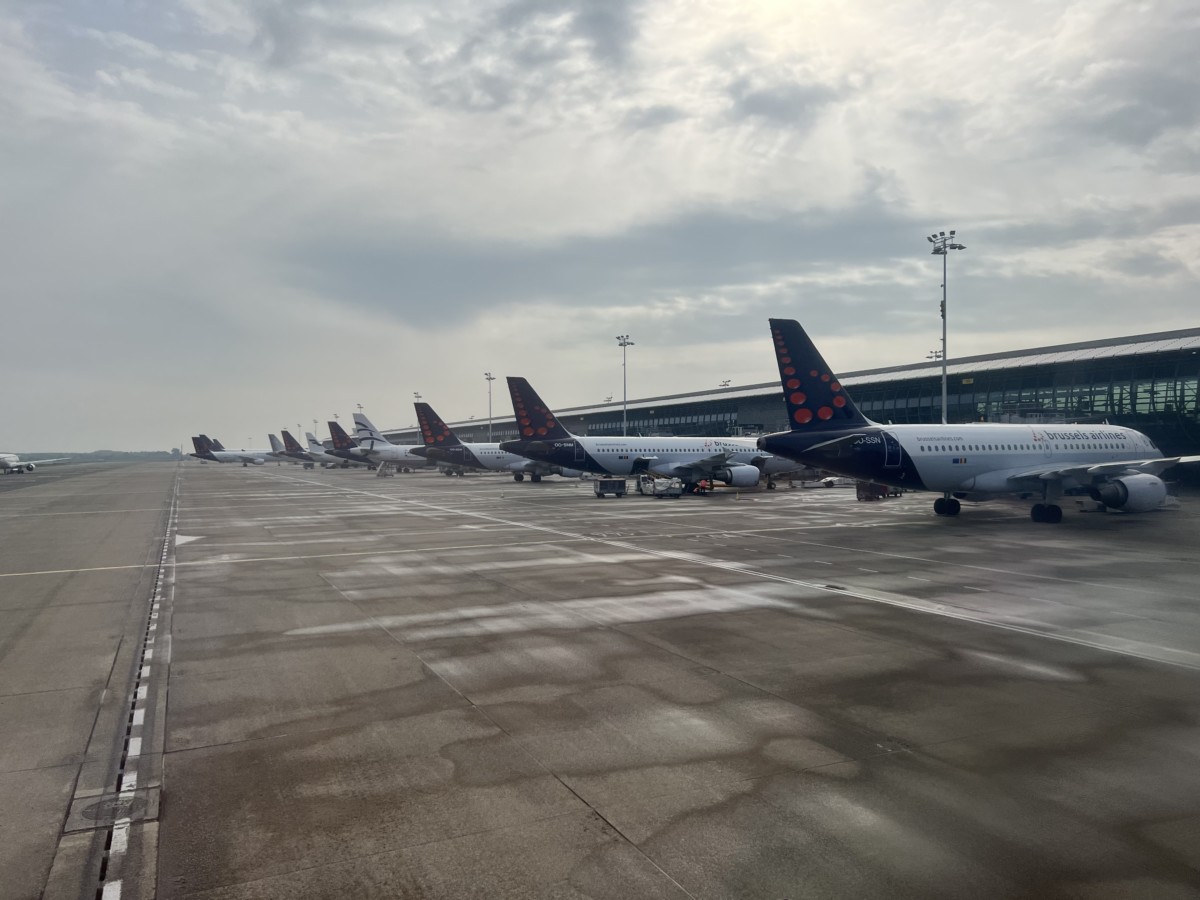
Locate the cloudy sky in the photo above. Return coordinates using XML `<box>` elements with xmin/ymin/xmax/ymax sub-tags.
<box><xmin>3</xmin><ymin>0</ymin><xmax>1198</xmax><ymax>451</ymax></box>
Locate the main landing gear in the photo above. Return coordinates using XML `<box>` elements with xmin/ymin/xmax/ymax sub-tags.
<box><xmin>1030</xmin><ymin>503</ymin><xmax>1063</xmax><ymax>524</ymax></box>
<box><xmin>513</xmin><ymin>473</ymin><xmax>524</xmax><ymax>482</ymax></box>
<box><xmin>933</xmin><ymin>496</ymin><xmax>960</xmax><ymax>517</ymax></box>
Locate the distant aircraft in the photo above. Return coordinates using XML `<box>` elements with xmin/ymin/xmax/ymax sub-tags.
<box><xmin>1</xmin><ymin>452</ymin><xmax>70</xmax><ymax>474</ymax></box>
<box><xmin>326</xmin><ymin>420</ymin><xmax>374</xmax><ymax>464</ymax></box>
<box><xmin>499</xmin><ymin>377</ymin><xmax>812</xmax><ymax>491</ymax></box>
<box><xmin>412</xmin><ymin>402</ymin><xmax>583</xmax><ymax>481</ymax></box>
<box><xmin>188</xmin><ymin>435</ymin><xmax>268</xmax><ymax>466</ymax></box>
<box><xmin>265</xmin><ymin>434</ymin><xmax>297</xmax><ymax>464</ymax></box>
<box><xmin>340</xmin><ymin>413</ymin><xmax>427</xmax><ymax>470</ymax></box>
<box><xmin>305</xmin><ymin>432</ymin><xmax>372</xmax><ymax>468</ymax></box>
<box><xmin>756</xmin><ymin>318</ymin><xmax>1200</xmax><ymax>522</ymax></box>
<box><xmin>277</xmin><ymin>430</ymin><xmax>316</xmax><ymax>466</ymax></box>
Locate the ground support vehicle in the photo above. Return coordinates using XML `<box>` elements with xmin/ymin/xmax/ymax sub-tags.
<box><xmin>856</xmin><ymin>480</ymin><xmax>900</xmax><ymax>501</ymax></box>
<box><xmin>652</xmin><ymin>478</ymin><xmax>684</xmax><ymax>498</ymax></box>
<box><xmin>593</xmin><ymin>478</ymin><xmax>628</xmax><ymax>498</ymax></box>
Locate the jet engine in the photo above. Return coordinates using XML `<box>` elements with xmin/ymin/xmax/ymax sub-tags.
<box><xmin>24</xmin><ymin>463</ymin><xmax>35</xmax><ymax>472</ymax></box>
<box><xmin>714</xmin><ymin>465</ymin><xmax>761</xmax><ymax>487</ymax></box>
<box><xmin>251</xmin><ymin>458</ymin><xmax>266</xmax><ymax>466</ymax></box>
<box><xmin>556</xmin><ymin>468</ymin><xmax>585</xmax><ymax>479</ymax></box>
<box><xmin>1089</xmin><ymin>473</ymin><xmax>1166</xmax><ymax>512</ymax></box>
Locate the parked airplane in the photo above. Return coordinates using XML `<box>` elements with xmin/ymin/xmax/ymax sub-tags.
<box><xmin>411</xmin><ymin>402</ymin><xmax>584</xmax><ymax>481</ymax></box>
<box><xmin>1</xmin><ymin>452</ymin><xmax>70</xmax><ymax>473</ymax></box>
<box><xmin>499</xmin><ymin>377</ymin><xmax>812</xmax><ymax>490</ymax></box>
<box><xmin>344</xmin><ymin>413</ymin><xmax>428</xmax><ymax>470</ymax></box>
<box><xmin>757</xmin><ymin>318</ymin><xmax>1200</xmax><ymax>522</ymax></box>
<box><xmin>188</xmin><ymin>435</ymin><xmax>268</xmax><ymax>466</ymax></box>
<box><xmin>265</xmin><ymin>434</ymin><xmax>297</xmax><ymax>464</ymax></box>
<box><xmin>276</xmin><ymin>431</ymin><xmax>318</xmax><ymax>467</ymax></box>
<box><xmin>305</xmin><ymin>432</ymin><xmax>372</xmax><ymax>468</ymax></box>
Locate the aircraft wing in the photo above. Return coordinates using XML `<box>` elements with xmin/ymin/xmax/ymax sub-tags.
<box><xmin>648</xmin><ymin>451</ymin><xmax>734</xmax><ymax>478</ymax></box>
<box><xmin>1010</xmin><ymin>455</ymin><xmax>1200</xmax><ymax>483</ymax></box>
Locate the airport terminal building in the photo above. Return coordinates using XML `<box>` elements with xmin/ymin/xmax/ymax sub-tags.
<box><xmin>386</xmin><ymin>326</ymin><xmax>1200</xmax><ymax>459</ymax></box>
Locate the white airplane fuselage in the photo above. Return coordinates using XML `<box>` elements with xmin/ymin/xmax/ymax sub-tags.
<box><xmin>503</xmin><ymin>434</ymin><xmax>806</xmax><ymax>485</ymax></box>
<box><xmin>766</xmin><ymin>423</ymin><xmax>1152</xmax><ymax>489</ymax></box>
<box><xmin>206</xmin><ymin>449</ymin><xmax>270</xmax><ymax>465</ymax></box>
<box><xmin>353</xmin><ymin>437</ymin><xmax>427</xmax><ymax>466</ymax></box>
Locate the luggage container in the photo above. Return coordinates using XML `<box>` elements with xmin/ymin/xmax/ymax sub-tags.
<box><xmin>593</xmin><ymin>478</ymin><xmax>628</xmax><ymax>498</ymax></box>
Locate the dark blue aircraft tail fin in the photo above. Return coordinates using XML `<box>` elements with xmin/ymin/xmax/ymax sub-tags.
<box><xmin>281</xmin><ymin>430</ymin><xmax>304</xmax><ymax>454</ymax></box>
<box><xmin>414</xmin><ymin>403</ymin><xmax>464</xmax><ymax>449</ymax></box>
<box><xmin>327</xmin><ymin>420</ymin><xmax>358</xmax><ymax>451</ymax></box>
<box><xmin>192</xmin><ymin>435</ymin><xmax>212</xmax><ymax>455</ymax></box>
<box><xmin>768</xmin><ymin>318</ymin><xmax>871</xmax><ymax>431</ymax></box>
<box><xmin>208</xmin><ymin>436</ymin><xmax>227</xmax><ymax>451</ymax></box>
<box><xmin>507</xmin><ymin>377</ymin><xmax>576</xmax><ymax>441</ymax></box>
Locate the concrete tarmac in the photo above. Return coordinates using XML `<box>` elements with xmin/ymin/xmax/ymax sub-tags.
<box><xmin>0</xmin><ymin>462</ymin><xmax>175</xmax><ymax>900</ymax></box>
<box><xmin>4</xmin><ymin>462</ymin><xmax>1200</xmax><ymax>898</ymax></box>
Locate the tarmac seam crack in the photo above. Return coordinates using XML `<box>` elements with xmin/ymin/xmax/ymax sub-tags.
<box><xmin>306</xmin><ymin>565</ymin><xmax>703</xmax><ymax>900</ymax></box>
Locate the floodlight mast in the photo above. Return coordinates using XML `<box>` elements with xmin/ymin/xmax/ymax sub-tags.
<box><xmin>616</xmin><ymin>335</ymin><xmax>635</xmax><ymax>436</ymax></box>
<box><xmin>929</xmin><ymin>230</ymin><xmax>966</xmax><ymax>424</ymax></box>
<box><xmin>484</xmin><ymin>372</ymin><xmax>496</xmax><ymax>440</ymax></box>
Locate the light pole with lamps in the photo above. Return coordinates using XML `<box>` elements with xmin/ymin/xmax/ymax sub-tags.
<box><xmin>615</xmin><ymin>334</ymin><xmax>634</xmax><ymax>436</ymax></box>
<box><xmin>928</xmin><ymin>230</ymin><xmax>966</xmax><ymax>424</ymax></box>
<box><xmin>484</xmin><ymin>372</ymin><xmax>495</xmax><ymax>440</ymax></box>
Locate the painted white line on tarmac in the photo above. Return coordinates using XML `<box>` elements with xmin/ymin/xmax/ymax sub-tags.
<box><xmin>259</xmin><ymin>471</ymin><xmax>1200</xmax><ymax>671</ymax></box>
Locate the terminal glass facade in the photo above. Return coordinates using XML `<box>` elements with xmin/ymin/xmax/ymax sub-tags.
<box><xmin>393</xmin><ymin>331</ymin><xmax>1200</xmax><ymax>462</ymax></box>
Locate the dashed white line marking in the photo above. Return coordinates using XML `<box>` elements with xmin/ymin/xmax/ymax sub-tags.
<box><xmin>132</xmin><ymin>709</ymin><xmax>144</xmax><ymax>726</ymax></box>
<box><xmin>127</xmin><ymin>737</ymin><xmax>142</xmax><ymax>758</ymax></box>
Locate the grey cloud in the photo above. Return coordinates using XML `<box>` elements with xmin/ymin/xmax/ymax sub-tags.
<box><xmin>977</xmin><ymin>196</ymin><xmax>1200</xmax><ymax>250</ymax></box>
<box><xmin>274</xmin><ymin>199</ymin><xmax>931</xmax><ymax>340</ymax></box>
<box><xmin>495</xmin><ymin>0</ymin><xmax>642</xmax><ymax>66</ymax></box>
<box><xmin>1073</xmin><ymin>67</ymin><xmax>1200</xmax><ymax>148</ymax></box>
<box><xmin>241</xmin><ymin>1</ymin><xmax>405</xmax><ymax>67</ymax></box>
<box><xmin>623</xmin><ymin>104</ymin><xmax>687</xmax><ymax>130</ymax></box>
<box><xmin>727</xmin><ymin>77</ymin><xmax>838</xmax><ymax>125</ymax></box>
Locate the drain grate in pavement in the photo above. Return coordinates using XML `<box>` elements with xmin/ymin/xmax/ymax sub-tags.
<box><xmin>64</xmin><ymin>787</ymin><xmax>159</xmax><ymax>833</ymax></box>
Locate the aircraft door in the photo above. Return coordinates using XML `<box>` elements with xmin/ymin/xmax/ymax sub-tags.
<box><xmin>883</xmin><ymin>431</ymin><xmax>902</xmax><ymax>468</ymax></box>
<box><xmin>575</xmin><ymin>441</ymin><xmax>586</xmax><ymax>464</ymax></box>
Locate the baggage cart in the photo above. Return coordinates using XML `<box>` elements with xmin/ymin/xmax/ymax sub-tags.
<box><xmin>593</xmin><ymin>478</ymin><xmax>627</xmax><ymax>498</ymax></box>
